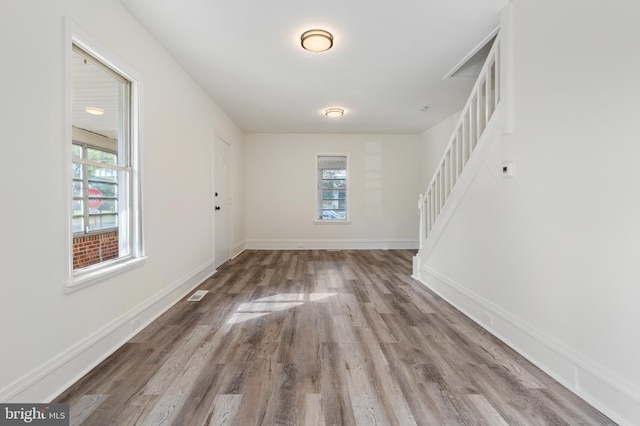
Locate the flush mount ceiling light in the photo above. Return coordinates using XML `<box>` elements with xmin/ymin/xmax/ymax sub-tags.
<box><xmin>85</xmin><ymin>106</ymin><xmax>104</xmax><ymax>115</ymax></box>
<box><xmin>324</xmin><ymin>107</ymin><xmax>344</xmax><ymax>117</ymax></box>
<box><xmin>301</xmin><ymin>29</ymin><xmax>333</xmax><ymax>52</ymax></box>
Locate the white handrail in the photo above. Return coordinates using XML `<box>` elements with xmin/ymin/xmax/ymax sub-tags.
<box><xmin>419</xmin><ymin>33</ymin><xmax>501</xmax><ymax>244</ymax></box>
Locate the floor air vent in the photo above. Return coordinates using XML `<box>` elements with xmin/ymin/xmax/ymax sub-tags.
<box><xmin>187</xmin><ymin>290</ymin><xmax>208</xmax><ymax>302</ymax></box>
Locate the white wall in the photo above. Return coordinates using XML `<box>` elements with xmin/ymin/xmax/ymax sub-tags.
<box><xmin>419</xmin><ymin>0</ymin><xmax>640</xmax><ymax>423</ymax></box>
<box><xmin>0</xmin><ymin>0</ymin><xmax>243</xmax><ymax>402</ymax></box>
<box><xmin>231</xmin><ymin>135</ymin><xmax>246</xmax><ymax>257</ymax></box>
<box><xmin>244</xmin><ymin>133</ymin><xmax>421</xmax><ymax>249</ymax></box>
<box><xmin>418</xmin><ymin>111</ymin><xmax>461</xmax><ymax>189</ymax></box>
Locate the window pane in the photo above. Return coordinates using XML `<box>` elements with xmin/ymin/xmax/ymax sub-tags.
<box><xmin>72</xmin><ymin>163</ymin><xmax>82</xmax><ymax>179</ymax></box>
<box><xmin>72</xmin><ymin>144</ymin><xmax>82</xmax><ymax>159</ymax></box>
<box><xmin>317</xmin><ymin>155</ymin><xmax>348</xmax><ymax>221</ymax></box>
<box><xmin>72</xmin><ymin>215</ymin><xmax>84</xmax><ymax>233</ymax></box>
<box><xmin>87</xmin><ymin>147</ymin><xmax>116</xmax><ymax>165</ymax></box>
<box><xmin>322</xmin><ymin>190</ymin><xmax>345</xmax><ymax>199</ymax></box>
<box><xmin>72</xmin><ymin>198</ymin><xmax>83</xmax><ymax>216</ymax></box>
<box><xmin>72</xmin><ymin>198</ymin><xmax>82</xmax><ymax>210</ymax></box>
<box><xmin>72</xmin><ymin>180</ymin><xmax>83</xmax><ymax>198</ymax></box>
<box><xmin>87</xmin><ymin>187</ymin><xmax>117</xmax><ymax>213</ymax></box>
<box><xmin>97</xmin><ymin>198</ymin><xmax>117</xmax><ymax>213</ymax></box>
<box><xmin>322</xmin><ymin>169</ymin><xmax>346</xmax><ymax>179</ymax></box>
<box><xmin>88</xmin><ymin>180</ymin><xmax>117</xmax><ymax>198</ymax></box>
<box><xmin>325</xmin><ymin>200</ymin><xmax>346</xmax><ymax>209</ymax></box>
<box><xmin>322</xmin><ymin>210</ymin><xmax>346</xmax><ymax>220</ymax></box>
<box><xmin>322</xmin><ymin>200</ymin><xmax>336</xmax><ymax>210</ymax></box>
<box><xmin>88</xmin><ymin>165</ymin><xmax>117</xmax><ymax>183</ymax></box>
<box><xmin>321</xmin><ymin>179</ymin><xmax>346</xmax><ymax>189</ymax></box>
<box><xmin>88</xmin><ymin>213</ymin><xmax>118</xmax><ymax>231</ymax></box>
<box><xmin>321</xmin><ymin>202</ymin><xmax>346</xmax><ymax>210</ymax></box>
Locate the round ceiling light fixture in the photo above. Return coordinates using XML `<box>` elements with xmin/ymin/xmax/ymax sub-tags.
<box><xmin>85</xmin><ymin>106</ymin><xmax>105</xmax><ymax>115</ymax></box>
<box><xmin>301</xmin><ymin>29</ymin><xmax>333</xmax><ymax>52</ymax></box>
<box><xmin>324</xmin><ymin>107</ymin><xmax>344</xmax><ymax>118</ymax></box>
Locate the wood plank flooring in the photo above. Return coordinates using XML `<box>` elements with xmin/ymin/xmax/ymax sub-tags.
<box><xmin>55</xmin><ymin>250</ymin><xmax>615</xmax><ymax>425</ymax></box>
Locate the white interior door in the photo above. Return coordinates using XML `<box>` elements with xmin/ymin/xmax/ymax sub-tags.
<box><xmin>214</xmin><ymin>136</ymin><xmax>231</xmax><ymax>268</ymax></box>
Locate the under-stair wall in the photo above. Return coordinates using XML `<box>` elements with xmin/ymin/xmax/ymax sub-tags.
<box><xmin>414</xmin><ymin>33</ymin><xmax>503</xmax><ymax>269</ymax></box>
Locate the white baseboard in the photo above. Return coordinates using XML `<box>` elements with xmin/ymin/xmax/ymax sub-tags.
<box><xmin>244</xmin><ymin>238</ymin><xmax>419</xmax><ymax>250</ymax></box>
<box><xmin>0</xmin><ymin>259</ymin><xmax>215</xmax><ymax>403</ymax></box>
<box><xmin>230</xmin><ymin>240</ymin><xmax>246</xmax><ymax>259</ymax></box>
<box><xmin>415</xmin><ymin>264</ymin><xmax>640</xmax><ymax>426</ymax></box>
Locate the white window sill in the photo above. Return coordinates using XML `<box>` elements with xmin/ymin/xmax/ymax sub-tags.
<box><xmin>64</xmin><ymin>256</ymin><xmax>147</xmax><ymax>294</ymax></box>
<box><xmin>313</xmin><ymin>220</ymin><xmax>351</xmax><ymax>225</ymax></box>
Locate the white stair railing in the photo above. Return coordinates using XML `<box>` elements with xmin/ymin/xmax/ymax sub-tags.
<box><xmin>418</xmin><ymin>33</ymin><xmax>501</xmax><ymax>249</ymax></box>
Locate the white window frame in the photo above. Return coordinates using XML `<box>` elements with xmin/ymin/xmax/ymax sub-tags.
<box><xmin>314</xmin><ymin>153</ymin><xmax>351</xmax><ymax>224</ymax></box>
<box><xmin>64</xmin><ymin>19</ymin><xmax>145</xmax><ymax>292</ymax></box>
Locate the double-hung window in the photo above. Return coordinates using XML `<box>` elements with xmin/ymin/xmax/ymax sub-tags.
<box><xmin>315</xmin><ymin>154</ymin><xmax>349</xmax><ymax>222</ymax></box>
<box><xmin>68</xmin><ymin>35</ymin><xmax>143</xmax><ymax>290</ymax></box>
<box><xmin>72</xmin><ymin>141</ymin><xmax>119</xmax><ymax>235</ymax></box>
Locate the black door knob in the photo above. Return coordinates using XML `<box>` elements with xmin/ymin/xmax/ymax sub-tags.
<box><xmin>215</xmin><ymin>206</ymin><xmax>221</xmax><ymax>211</ymax></box>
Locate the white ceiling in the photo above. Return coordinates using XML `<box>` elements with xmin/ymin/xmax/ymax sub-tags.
<box><xmin>119</xmin><ymin>0</ymin><xmax>505</xmax><ymax>135</ymax></box>
<box><xmin>72</xmin><ymin>48</ymin><xmax>121</xmax><ymax>140</ymax></box>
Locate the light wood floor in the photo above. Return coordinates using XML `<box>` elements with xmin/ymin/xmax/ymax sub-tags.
<box><xmin>55</xmin><ymin>250</ymin><xmax>615</xmax><ymax>425</ymax></box>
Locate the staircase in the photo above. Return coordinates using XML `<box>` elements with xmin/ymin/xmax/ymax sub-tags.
<box><xmin>414</xmin><ymin>32</ymin><xmax>503</xmax><ymax>274</ymax></box>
